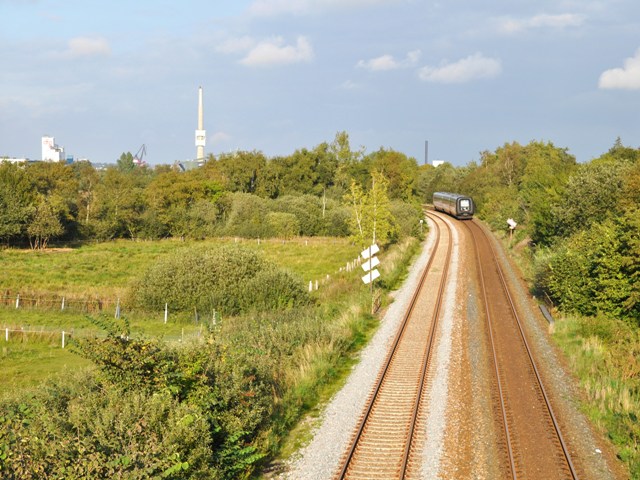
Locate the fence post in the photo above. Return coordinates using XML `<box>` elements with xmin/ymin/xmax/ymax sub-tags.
<box><xmin>5</xmin><ymin>328</ymin><xmax>8</xmax><ymax>342</ymax></box>
<box><xmin>15</xmin><ymin>294</ymin><xmax>20</xmax><ymax>309</ymax></box>
<box><xmin>62</xmin><ymin>331</ymin><xmax>66</xmax><ymax>349</ymax></box>
<box><xmin>61</xmin><ymin>296</ymin><xmax>65</xmax><ymax>311</ymax></box>
<box><xmin>115</xmin><ymin>298</ymin><xmax>121</xmax><ymax>319</ymax></box>
<box><xmin>164</xmin><ymin>303</ymin><xmax>168</xmax><ymax>324</ymax></box>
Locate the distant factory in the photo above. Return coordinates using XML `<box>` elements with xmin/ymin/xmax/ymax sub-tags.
<box><xmin>3</xmin><ymin>86</ymin><xmax>208</xmax><ymax>168</ymax></box>
<box><xmin>42</xmin><ymin>135</ymin><xmax>66</xmax><ymax>162</ymax></box>
<box><xmin>1</xmin><ymin>135</ymin><xmax>75</xmax><ymax>165</ymax></box>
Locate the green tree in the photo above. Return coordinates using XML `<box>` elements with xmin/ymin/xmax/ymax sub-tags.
<box><xmin>554</xmin><ymin>161</ymin><xmax>627</xmax><ymax>239</ymax></box>
<box><xmin>26</xmin><ymin>161</ymin><xmax>80</xmax><ymax>240</ymax></box>
<box><xmin>344</xmin><ymin>171</ymin><xmax>394</xmax><ymax>247</ymax></box>
<box><xmin>117</xmin><ymin>152</ymin><xmax>136</xmax><ymax>172</ymax></box>
<box><xmin>365</xmin><ymin>148</ymin><xmax>419</xmax><ymax>201</ymax></box>
<box><xmin>27</xmin><ymin>196</ymin><xmax>64</xmax><ymax>249</ymax></box>
<box><xmin>0</xmin><ymin>162</ymin><xmax>34</xmax><ymax>244</ymax></box>
<box><xmin>93</xmin><ymin>168</ymin><xmax>142</xmax><ymax>239</ymax></box>
<box><xmin>71</xmin><ymin>160</ymin><xmax>99</xmax><ymax>232</ymax></box>
<box><xmin>212</xmin><ymin>150</ymin><xmax>266</xmax><ymax>193</ymax></box>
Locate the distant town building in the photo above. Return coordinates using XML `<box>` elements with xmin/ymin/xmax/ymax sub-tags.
<box><xmin>432</xmin><ymin>160</ymin><xmax>446</xmax><ymax>167</ymax></box>
<box><xmin>0</xmin><ymin>157</ymin><xmax>30</xmax><ymax>164</ymax></box>
<box><xmin>42</xmin><ymin>136</ymin><xmax>65</xmax><ymax>162</ymax></box>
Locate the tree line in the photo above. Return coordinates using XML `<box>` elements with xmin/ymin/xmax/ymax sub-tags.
<box><xmin>0</xmin><ymin>132</ymin><xmax>423</xmax><ymax>248</ymax></box>
<box><xmin>419</xmin><ymin>137</ymin><xmax>640</xmax><ymax>324</ymax></box>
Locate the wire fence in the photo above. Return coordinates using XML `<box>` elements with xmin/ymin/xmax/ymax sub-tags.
<box><xmin>3</xmin><ymin>327</ymin><xmax>73</xmax><ymax>348</ymax></box>
<box><xmin>1</xmin><ymin>290</ymin><xmax>119</xmax><ymax>315</ymax></box>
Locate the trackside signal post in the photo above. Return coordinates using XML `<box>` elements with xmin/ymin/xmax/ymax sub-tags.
<box><xmin>361</xmin><ymin>244</ymin><xmax>380</xmax><ymax>313</ymax></box>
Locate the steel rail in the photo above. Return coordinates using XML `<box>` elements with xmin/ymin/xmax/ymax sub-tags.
<box><xmin>474</xmin><ymin>220</ymin><xmax>578</xmax><ymax>479</ymax></box>
<box><xmin>335</xmin><ymin>213</ymin><xmax>452</xmax><ymax>479</ymax></box>
<box><xmin>467</xmin><ymin>219</ymin><xmax>578</xmax><ymax>480</ymax></box>
<box><xmin>465</xmin><ymin>219</ymin><xmax>517</xmax><ymax>479</ymax></box>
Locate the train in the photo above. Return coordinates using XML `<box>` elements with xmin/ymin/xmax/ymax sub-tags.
<box><xmin>433</xmin><ymin>192</ymin><xmax>475</xmax><ymax>220</ymax></box>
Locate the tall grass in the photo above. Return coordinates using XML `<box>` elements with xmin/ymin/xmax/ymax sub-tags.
<box><xmin>552</xmin><ymin>314</ymin><xmax>638</xmax><ymax>478</ymax></box>
<box><xmin>0</xmin><ymin>237</ymin><xmax>360</xmax><ymax>299</ymax></box>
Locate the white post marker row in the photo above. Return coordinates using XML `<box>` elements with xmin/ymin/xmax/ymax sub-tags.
<box><xmin>361</xmin><ymin>243</ymin><xmax>380</xmax><ymax>285</ymax></box>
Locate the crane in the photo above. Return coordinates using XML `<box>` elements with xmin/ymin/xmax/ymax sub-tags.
<box><xmin>133</xmin><ymin>144</ymin><xmax>147</xmax><ymax>166</ymax></box>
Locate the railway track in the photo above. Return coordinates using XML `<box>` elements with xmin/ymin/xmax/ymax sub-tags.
<box><xmin>334</xmin><ymin>213</ymin><xmax>453</xmax><ymax>479</ymax></box>
<box><xmin>465</xmin><ymin>219</ymin><xmax>578</xmax><ymax>480</ymax></box>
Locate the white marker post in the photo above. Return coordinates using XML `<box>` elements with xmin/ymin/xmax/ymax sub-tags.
<box><xmin>361</xmin><ymin>244</ymin><xmax>381</xmax><ymax>313</ymax></box>
<box><xmin>507</xmin><ymin>218</ymin><xmax>517</xmax><ymax>244</ymax></box>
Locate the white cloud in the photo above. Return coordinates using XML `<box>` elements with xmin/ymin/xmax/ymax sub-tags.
<box><xmin>248</xmin><ymin>0</ymin><xmax>403</xmax><ymax>16</ymax></box>
<box><xmin>498</xmin><ymin>13</ymin><xmax>585</xmax><ymax>34</ymax></box>
<box><xmin>65</xmin><ymin>37</ymin><xmax>111</xmax><ymax>58</ymax></box>
<box><xmin>598</xmin><ymin>48</ymin><xmax>640</xmax><ymax>90</ymax></box>
<box><xmin>216</xmin><ymin>36</ymin><xmax>255</xmax><ymax>54</ymax></box>
<box><xmin>357</xmin><ymin>50</ymin><xmax>421</xmax><ymax>71</ymax></box>
<box><xmin>240</xmin><ymin>36</ymin><xmax>313</xmax><ymax>67</ymax></box>
<box><xmin>418</xmin><ymin>53</ymin><xmax>502</xmax><ymax>84</ymax></box>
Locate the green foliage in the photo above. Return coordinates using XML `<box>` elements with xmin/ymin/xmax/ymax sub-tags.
<box><xmin>132</xmin><ymin>245</ymin><xmax>309</xmax><ymax>315</ymax></box>
<box><xmin>0</xmin><ymin>374</ymin><xmax>214</xmax><ymax>479</ymax></box>
<box><xmin>552</xmin><ymin>314</ymin><xmax>640</xmax><ymax>478</ymax></box>
<box><xmin>223</xmin><ymin>193</ymin><xmax>270</xmax><ymax>238</ymax></box>
<box><xmin>27</xmin><ymin>196</ymin><xmax>64</xmax><ymax>249</ymax></box>
<box><xmin>344</xmin><ymin>171</ymin><xmax>395</xmax><ymax>247</ymax></box>
<box><xmin>0</xmin><ymin>162</ymin><xmax>35</xmax><ymax>244</ymax></box>
<box><xmin>266</xmin><ymin>212</ymin><xmax>299</xmax><ymax>239</ymax></box>
<box><xmin>389</xmin><ymin>200</ymin><xmax>424</xmax><ymax>240</ymax></box>
<box><xmin>364</xmin><ymin>148</ymin><xmax>419</xmax><ymax>201</ymax></box>
<box><xmin>553</xmin><ymin>161</ymin><xmax>627</xmax><ymax>240</ymax></box>
<box><xmin>538</xmin><ymin>214</ymin><xmax>640</xmax><ymax>321</ymax></box>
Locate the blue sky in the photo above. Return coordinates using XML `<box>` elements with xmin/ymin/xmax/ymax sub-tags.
<box><xmin>1</xmin><ymin>0</ymin><xmax>639</xmax><ymax>166</ymax></box>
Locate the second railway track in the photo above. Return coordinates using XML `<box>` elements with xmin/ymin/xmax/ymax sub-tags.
<box><xmin>335</xmin><ymin>213</ymin><xmax>453</xmax><ymax>479</ymax></box>
<box><xmin>465</xmin><ymin>219</ymin><xmax>578</xmax><ymax>480</ymax></box>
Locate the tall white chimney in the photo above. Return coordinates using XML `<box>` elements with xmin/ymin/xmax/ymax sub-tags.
<box><xmin>195</xmin><ymin>86</ymin><xmax>206</xmax><ymax>160</ymax></box>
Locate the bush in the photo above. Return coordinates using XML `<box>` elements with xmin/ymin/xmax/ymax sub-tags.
<box><xmin>389</xmin><ymin>200</ymin><xmax>423</xmax><ymax>240</ymax></box>
<box><xmin>132</xmin><ymin>245</ymin><xmax>309</xmax><ymax>316</ymax></box>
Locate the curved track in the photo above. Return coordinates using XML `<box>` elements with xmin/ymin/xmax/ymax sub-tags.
<box><xmin>464</xmin><ymin>219</ymin><xmax>578</xmax><ymax>480</ymax></box>
<box><xmin>335</xmin><ymin>213</ymin><xmax>453</xmax><ymax>479</ymax></box>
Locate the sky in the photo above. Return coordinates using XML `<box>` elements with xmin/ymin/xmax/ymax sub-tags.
<box><xmin>1</xmin><ymin>0</ymin><xmax>639</xmax><ymax>166</ymax></box>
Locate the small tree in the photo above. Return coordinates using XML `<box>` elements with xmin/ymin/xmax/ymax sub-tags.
<box><xmin>344</xmin><ymin>170</ymin><xmax>395</xmax><ymax>247</ymax></box>
<box><xmin>27</xmin><ymin>197</ymin><xmax>63</xmax><ymax>249</ymax></box>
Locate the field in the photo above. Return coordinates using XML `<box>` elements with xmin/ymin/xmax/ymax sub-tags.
<box><xmin>0</xmin><ymin>237</ymin><xmax>362</xmax><ymax>392</ymax></box>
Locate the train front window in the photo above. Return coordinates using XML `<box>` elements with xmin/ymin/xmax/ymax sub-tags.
<box><xmin>460</xmin><ymin>199</ymin><xmax>470</xmax><ymax>210</ymax></box>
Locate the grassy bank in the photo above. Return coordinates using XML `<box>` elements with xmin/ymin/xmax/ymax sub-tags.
<box><xmin>552</xmin><ymin>314</ymin><xmax>639</xmax><ymax>478</ymax></box>
<box><xmin>0</xmin><ymin>235</ymin><xmax>423</xmax><ymax>478</ymax></box>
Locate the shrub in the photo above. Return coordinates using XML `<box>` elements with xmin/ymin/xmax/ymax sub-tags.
<box><xmin>132</xmin><ymin>245</ymin><xmax>309</xmax><ymax>316</ymax></box>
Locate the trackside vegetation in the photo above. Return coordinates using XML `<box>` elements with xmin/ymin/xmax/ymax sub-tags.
<box><xmin>2</xmin><ymin>132</ymin><xmax>640</xmax><ymax>477</ymax></box>
<box><xmin>419</xmin><ymin>137</ymin><xmax>639</xmax><ymax>477</ymax></box>
<box><xmin>1</xmin><ymin>131</ymin><xmax>425</xmax><ymax>478</ymax></box>
<box><xmin>0</xmin><ymin>237</ymin><xmax>421</xmax><ymax>478</ymax></box>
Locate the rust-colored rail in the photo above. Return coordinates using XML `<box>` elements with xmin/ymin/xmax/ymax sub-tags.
<box><xmin>465</xmin><ymin>219</ymin><xmax>578</xmax><ymax>480</ymax></box>
<box><xmin>335</xmin><ymin>213</ymin><xmax>453</xmax><ymax>479</ymax></box>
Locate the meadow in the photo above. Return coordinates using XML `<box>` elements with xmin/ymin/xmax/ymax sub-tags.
<box><xmin>0</xmin><ymin>237</ymin><xmax>362</xmax><ymax>393</ymax></box>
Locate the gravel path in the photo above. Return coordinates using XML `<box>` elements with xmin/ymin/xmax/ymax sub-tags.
<box><xmin>278</xmin><ymin>218</ymin><xmax>446</xmax><ymax>480</ymax></box>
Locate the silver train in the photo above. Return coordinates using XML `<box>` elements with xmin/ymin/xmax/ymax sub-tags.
<box><xmin>433</xmin><ymin>191</ymin><xmax>475</xmax><ymax>220</ymax></box>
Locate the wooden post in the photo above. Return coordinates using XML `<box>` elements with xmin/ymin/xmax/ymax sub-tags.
<box><xmin>61</xmin><ymin>296</ymin><xmax>65</xmax><ymax>311</ymax></box>
<box><xmin>5</xmin><ymin>328</ymin><xmax>8</xmax><ymax>342</ymax></box>
<box><xmin>62</xmin><ymin>331</ymin><xmax>66</xmax><ymax>349</ymax></box>
<box><xmin>15</xmin><ymin>294</ymin><xmax>20</xmax><ymax>309</ymax></box>
<box><xmin>164</xmin><ymin>303</ymin><xmax>168</xmax><ymax>324</ymax></box>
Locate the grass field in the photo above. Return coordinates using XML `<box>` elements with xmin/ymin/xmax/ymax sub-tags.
<box><xmin>0</xmin><ymin>237</ymin><xmax>359</xmax><ymax>298</ymax></box>
<box><xmin>0</xmin><ymin>237</ymin><xmax>362</xmax><ymax>392</ymax></box>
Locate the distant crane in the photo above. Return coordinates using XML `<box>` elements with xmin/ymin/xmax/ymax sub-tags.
<box><xmin>133</xmin><ymin>144</ymin><xmax>147</xmax><ymax>166</ymax></box>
